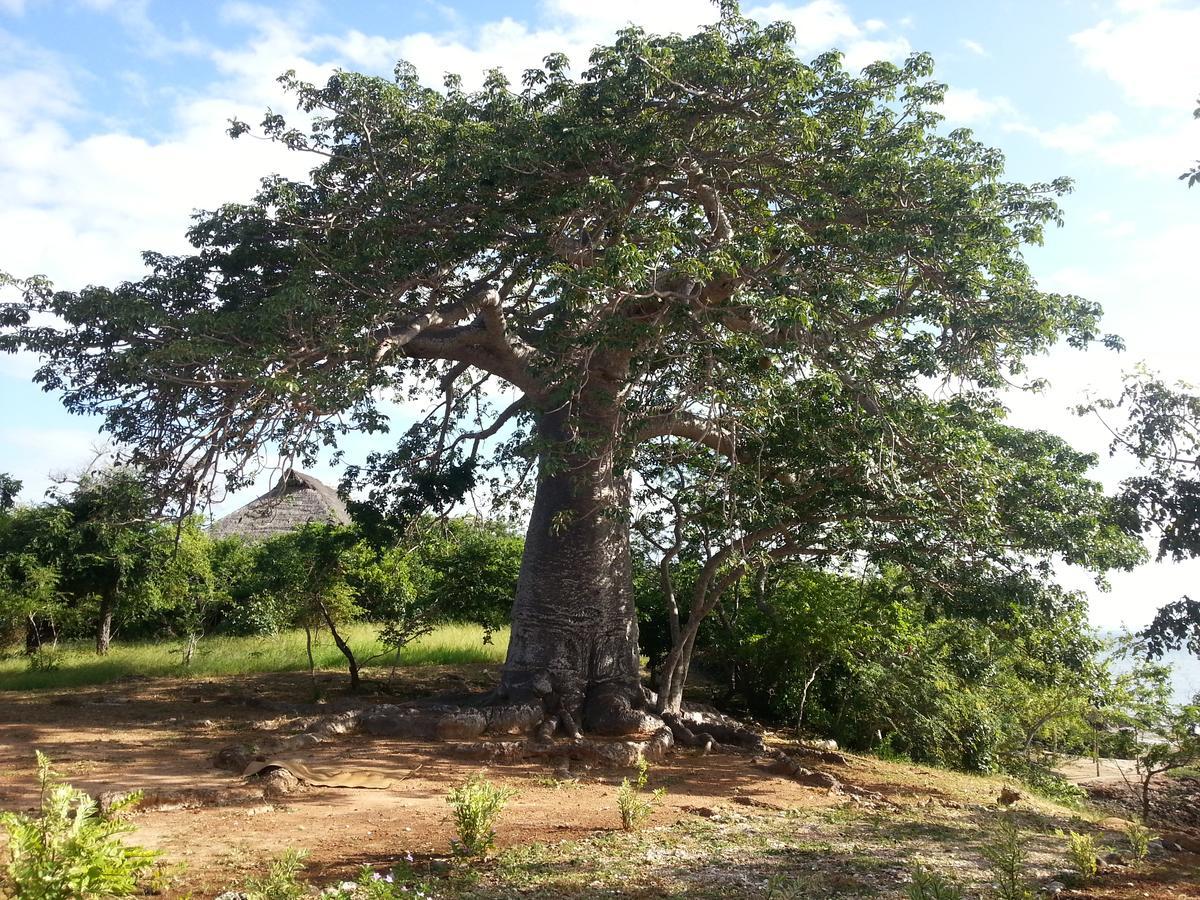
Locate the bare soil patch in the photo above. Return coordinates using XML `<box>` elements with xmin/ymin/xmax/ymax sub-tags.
<box><xmin>2</xmin><ymin>668</ymin><xmax>1197</xmax><ymax>898</ymax></box>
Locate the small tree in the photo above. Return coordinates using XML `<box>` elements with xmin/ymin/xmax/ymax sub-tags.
<box><xmin>155</xmin><ymin>519</ymin><xmax>217</xmax><ymax>668</ymax></box>
<box><xmin>1129</xmin><ymin>703</ymin><xmax>1200</xmax><ymax>824</ymax></box>
<box><xmin>254</xmin><ymin>524</ymin><xmax>366</xmax><ymax>689</ymax></box>
<box><xmin>352</xmin><ymin>543</ymin><xmax>439</xmax><ymax>682</ymax></box>
<box><xmin>0</xmin><ymin>505</ymin><xmax>72</xmax><ymax>652</ymax></box>
<box><xmin>52</xmin><ymin>467</ymin><xmax>166</xmax><ymax>655</ymax></box>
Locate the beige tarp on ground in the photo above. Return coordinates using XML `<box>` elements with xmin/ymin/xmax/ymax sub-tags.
<box><xmin>242</xmin><ymin>757</ymin><xmax>420</xmax><ymax>789</ymax></box>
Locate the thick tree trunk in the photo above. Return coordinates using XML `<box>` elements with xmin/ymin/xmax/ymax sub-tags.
<box><xmin>496</xmin><ymin>413</ymin><xmax>655</xmax><ymax>736</ymax></box>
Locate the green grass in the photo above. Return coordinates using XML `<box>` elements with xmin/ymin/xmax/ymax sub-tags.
<box><xmin>0</xmin><ymin>623</ymin><xmax>508</xmax><ymax>691</ymax></box>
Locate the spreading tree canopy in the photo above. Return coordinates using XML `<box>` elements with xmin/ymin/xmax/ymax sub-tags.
<box><xmin>1</xmin><ymin>7</ymin><xmax>1138</xmax><ymax>733</ymax></box>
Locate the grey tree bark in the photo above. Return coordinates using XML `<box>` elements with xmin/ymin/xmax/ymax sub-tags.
<box><xmin>495</xmin><ymin>411</ymin><xmax>657</xmax><ymax>737</ymax></box>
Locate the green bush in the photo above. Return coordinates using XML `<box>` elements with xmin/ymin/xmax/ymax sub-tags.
<box><xmin>0</xmin><ymin>751</ymin><xmax>159</xmax><ymax>899</ymax></box>
<box><xmin>907</xmin><ymin>863</ymin><xmax>965</xmax><ymax>900</ymax></box>
<box><xmin>981</xmin><ymin>814</ymin><xmax>1034</xmax><ymax>900</ymax></box>
<box><xmin>1058</xmin><ymin>829</ymin><xmax>1103</xmax><ymax>882</ymax></box>
<box><xmin>242</xmin><ymin>848</ymin><xmax>308</xmax><ymax>900</ymax></box>
<box><xmin>617</xmin><ymin>759</ymin><xmax>665</xmax><ymax>832</ymax></box>
<box><xmin>1125</xmin><ymin>821</ymin><xmax>1151</xmax><ymax>862</ymax></box>
<box><xmin>447</xmin><ymin>775</ymin><xmax>515</xmax><ymax>857</ymax></box>
<box><xmin>1002</xmin><ymin>758</ymin><xmax>1087</xmax><ymax>805</ymax></box>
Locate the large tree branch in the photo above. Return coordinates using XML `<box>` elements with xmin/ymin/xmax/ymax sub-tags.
<box><xmin>374</xmin><ymin>285</ymin><xmax>545</xmax><ymax>399</ymax></box>
<box><xmin>633</xmin><ymin>411</ymin><xmax>738</xmax><ymax>458</ymax></box>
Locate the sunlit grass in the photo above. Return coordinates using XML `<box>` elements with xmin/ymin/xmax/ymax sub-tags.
<box><xmin>0</xmin><ymin>622</ymin><xmax>508</xmax><ymax>691</ymax></box>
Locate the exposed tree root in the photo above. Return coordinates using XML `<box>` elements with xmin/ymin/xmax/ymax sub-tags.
<box><xmin>211</xmin><ymin>696</ymin><xmax>771</xmax><ymax>797</ymax></box>
<box><xmin>758</xmin><ymin>750</ymin><xmax>896</xmax><ymax>807</ymax></box>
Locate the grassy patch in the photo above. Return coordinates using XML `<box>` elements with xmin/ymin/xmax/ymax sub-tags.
<box><xmin>0</xmin><ymin>623</ymin><xmax>508</xmax><ymax>691</ymax></box>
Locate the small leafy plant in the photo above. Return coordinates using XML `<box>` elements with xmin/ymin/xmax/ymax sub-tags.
<box><xmin>981</xmin><ymin>814</ymin><xmax>1034</xmax><ymax>900</ymax></box>
<box><xmin>447</xmin><ymin>775</ymin><xmax>515</xmax><ymax>857</ymax></box>
<box><xmin>1125</xmin><ymin>820</ymin><xmax>1152</xmax><ymax>862</ymax></box>
<box><xmin>0</xmin><ymin>751</ymin><xmax>159</xmax><ymax>899</ymax></box>
<box><xmin>1058</xmin><ymin>829</ymin><xmax>1103</xmax><ymax>882</ymax></box>
<box><xmin>242</xmin><ymin>848</ymin><xmax>308</xmax><ymax>900</ymax></box>
<box><xmin>907</xmin><ymin>862</ymin><xmax>966</xmax><ymax>900</ymax></box>
<box><xmin>617</xmin><ymin>759</ymin><xmax>665</xmax><ymax>832</ymax></box>
<box><xmin>25</xmin><ymin>646</ymin><xmax>62</xmax><ymax>673</ymax></box>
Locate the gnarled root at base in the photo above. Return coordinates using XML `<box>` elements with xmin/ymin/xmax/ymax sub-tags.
<box><xmin>212</xmin><ymin>694</ymin><xmax>769</xmax><ymax>798</ymax></box>
<box><xmin>662</xmin><ymin>707</ymin><xmax>768</xmax><ymax>754</ymax></box>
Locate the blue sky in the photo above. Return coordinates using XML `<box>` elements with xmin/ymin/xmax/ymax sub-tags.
<box><xmin>1</xmin><ymin>0</ymin><xmax>1198</xmax><ymax>630</ymax></box>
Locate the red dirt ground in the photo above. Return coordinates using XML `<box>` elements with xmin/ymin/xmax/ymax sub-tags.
<box><xmin>1</xmin><ymin>668</ymin><xmax>1197</xmax><ymax>898</ymax></box>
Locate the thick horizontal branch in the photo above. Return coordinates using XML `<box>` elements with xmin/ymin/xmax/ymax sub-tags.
<box><xmin>633</xmin><ymin>411</ymin><xmax>738</xmax><ymax>458</ymax></box>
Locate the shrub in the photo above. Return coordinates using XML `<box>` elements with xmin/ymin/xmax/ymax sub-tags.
<box><xmin>617</xmin><ymin>759</ymin><xmax>665</xmax><ymax>832</ymax></box>
<box><xmin>1058</xmin><ymin>829</ymin><xmax>1103</xmax><ymax>882</ymax></box>
<box><xmin>25</xmin><ymin>645</ymin><xmax>61</xmax><ymax>672</ymax></box>
<box><xmin>907</xmin><ymin>863</ymin><xmax>966</xmax><ymax>900</ymax></box>
<box><xmin>981</xmin><ymin>814</ymin><xmax>1034</xmax><ymax>900</ymax></box>
<box><xmin>0</xmin><ymin>751</ymin><xmax>159</xmax><ymax>899</ymax></box>
<box><xmin>1125</xmin><ymin>821</ymin><xmax>1151</xmax><ymax>862</ymax></box>
<box><xmin>242</xmin><ymin>848</ymin><xmax>308</xmax><ymax>900</ymax></box>
<box><xmin>1002</xmin><ymin>758</ymin><xmax>1087</xmax><ymax>805</ymax></box>
<box><xmin>447</xmin><ymin>775</ymin><xmax>515</xmax><ymax>857</ymax></box>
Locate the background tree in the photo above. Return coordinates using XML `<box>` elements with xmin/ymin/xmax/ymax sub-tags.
<box><xmin>154</xmin><ymin>519</ymin><xmax>217</xmax><ymax>668</ymax></box>
<box><xmin>633</xmin><ymin>399</ymin><xmax>1141</xmax><ymax>714</ymax></box>
<box><xmin>1</xmin><ymin>8</ymin><xmax>1129</xmax><ymax>734</ymax></box>
<box><xmin>252</xmin><ymin>523</ymin><xmax>367</xmax><ymax>690</ymax></box>
<box><xmin>0</xmin><ymin>474</ymin><xmax>21</xmax><ymax>512</ymax></box>
<box><xmin>410</xmin><ymin>518</ymin><xmax>524</xmax><ymax>639</ymax></box>
<box><xmin>51</xmin><ymin>468</ymin><xmax>166</xmax><ymax>655</ymax></box>
<box><xmin>1079</xmin><ymin>370</ymin><xmax>1200</xmax><ymax>657</ymax></box>
<box><xmin>0</xmin><ymin>505</ymin><xmax>70</xmax><ymax>652</ymax></box>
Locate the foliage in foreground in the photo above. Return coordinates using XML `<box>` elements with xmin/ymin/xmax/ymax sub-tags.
<box><xmin>616</xmin><ymin>759</ymin><xmax>665</xmax><ymax>832</ymax></box>
<box><xmin>1058</xmin><ymin>829</ymin><xmax>1103</xmax><ymax>883</ymax></box>
<box><xmin>241</xmin><ymin>848</ymin><xmax>309</xmax><ymax>900</ymax></box>
<box><xmin>0</xmin><ymin>752</ymin><xmax>159</xmax><ymax>899</ymax></box>
<box><xmin>980</xmin><ymin>814</ymin><xmax>1034</xmax><ymax>900</ymax></box>
<box><xmin>907</xmin><ymin>863</ymin><xmax>966</xmax><ymax>900</ymax></box>
<box><xmin>447</xmin><ymin>776</ymin><xmax>516</xmax><ymax>857</ymax></box>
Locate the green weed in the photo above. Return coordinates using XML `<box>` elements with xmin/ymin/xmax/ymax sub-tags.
<box><xmin>981</xmin><ymin>814</ymin><xmax>1034</xmax><ymax>900</ymax></box>
<box><xmin>242</xmin><ymin>848</ymin><xmax>308</xmax><ymax>900</ymax></box>
<box><xmin>0</xmin><ymin>751</ymin><xmax>159</xmax><ymax>899</ymax></box>
<box><xmin>1058</xmin><ymin>829</ymin><xmax>1104</xmax><ymax>882</ymax></box>
<box><xmin>616</xmin><ymin>759</ymin><xmax>665</xmax><ymax>832</ymax></box>
<box><xmin>448</xmin><ymin>775</ymin><xmax>516</xmax><ymax>857</ymax></box>
<box><xmin>907</xmin><ymin>862</ymin><xmax>965</xmax><ymax>900</ymax></box>
<box><xmin>1125</xmin><ymin>820</ymin><xmax>1151</xmax><ymax>862</ymax></box>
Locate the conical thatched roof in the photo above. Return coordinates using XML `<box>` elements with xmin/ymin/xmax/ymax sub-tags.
<box><xmin>210</xmin><ymin>470</ymin><xmax>351</xmax><ymax>542</ymax></box>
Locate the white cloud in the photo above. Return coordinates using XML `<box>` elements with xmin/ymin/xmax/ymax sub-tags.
<box><xmin>1008</xmin><ymin>111</ymin><xmax>1120</xmax><ymax>154</ymax></box>
<box><xmin>541</xmin><ymin>0</ymin><xmax>719</xmax><ymax>36</ymax></box>
<box><xmin>78</xmin><ymin>0</ymin><xmax>209</xmax><ymax>57</ymax></box>
<box><xmin>0</xmin><ymin>0</ymin><xmax>26</xmax><ymax>14</ymax></box>
<box><xmin>960</xmin><ymin>38</ymin><xmax>986</xmax><ymax>56</ymax></box>
<box><xmin>938</xmin><ymin>87</ymin><xmax>1016</xmax><ymax>125</ymax></box>
<box><xmin>1007</xmin><ymin>110</ymin><xmax>1197</xmax><ymax>177</ymax></box>
<box><xmin>1084</xmin><ymin>209</ymin><xmax>1137</xmax><ymax>239</ymax></box>
<box><xmin>748</xmin><ymin>0</ymin><xmax>909</xmax><ymax>66</ymax></box>
<box><xmin>1070</xmin><ymin>1</ymin><xmax>1200</xmax><ymax>112</ymax></box>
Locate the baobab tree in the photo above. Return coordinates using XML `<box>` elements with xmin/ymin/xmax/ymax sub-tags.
<box><xmin>1</xmin><ymin>7</ymin><xmax>1136</xmax><ymax>737</ymax></box>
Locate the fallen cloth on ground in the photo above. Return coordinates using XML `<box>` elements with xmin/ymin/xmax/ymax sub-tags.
<box><xmin>242</xmin><ymin>756</ymin><xmax>421</xmax><ymax>789</ymax></box>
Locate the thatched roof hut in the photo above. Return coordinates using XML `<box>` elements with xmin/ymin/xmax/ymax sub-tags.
<box><xmin>210</xmin><ymin>470</ymin><xmax>351</xmax><ymax>542</ymax></box>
